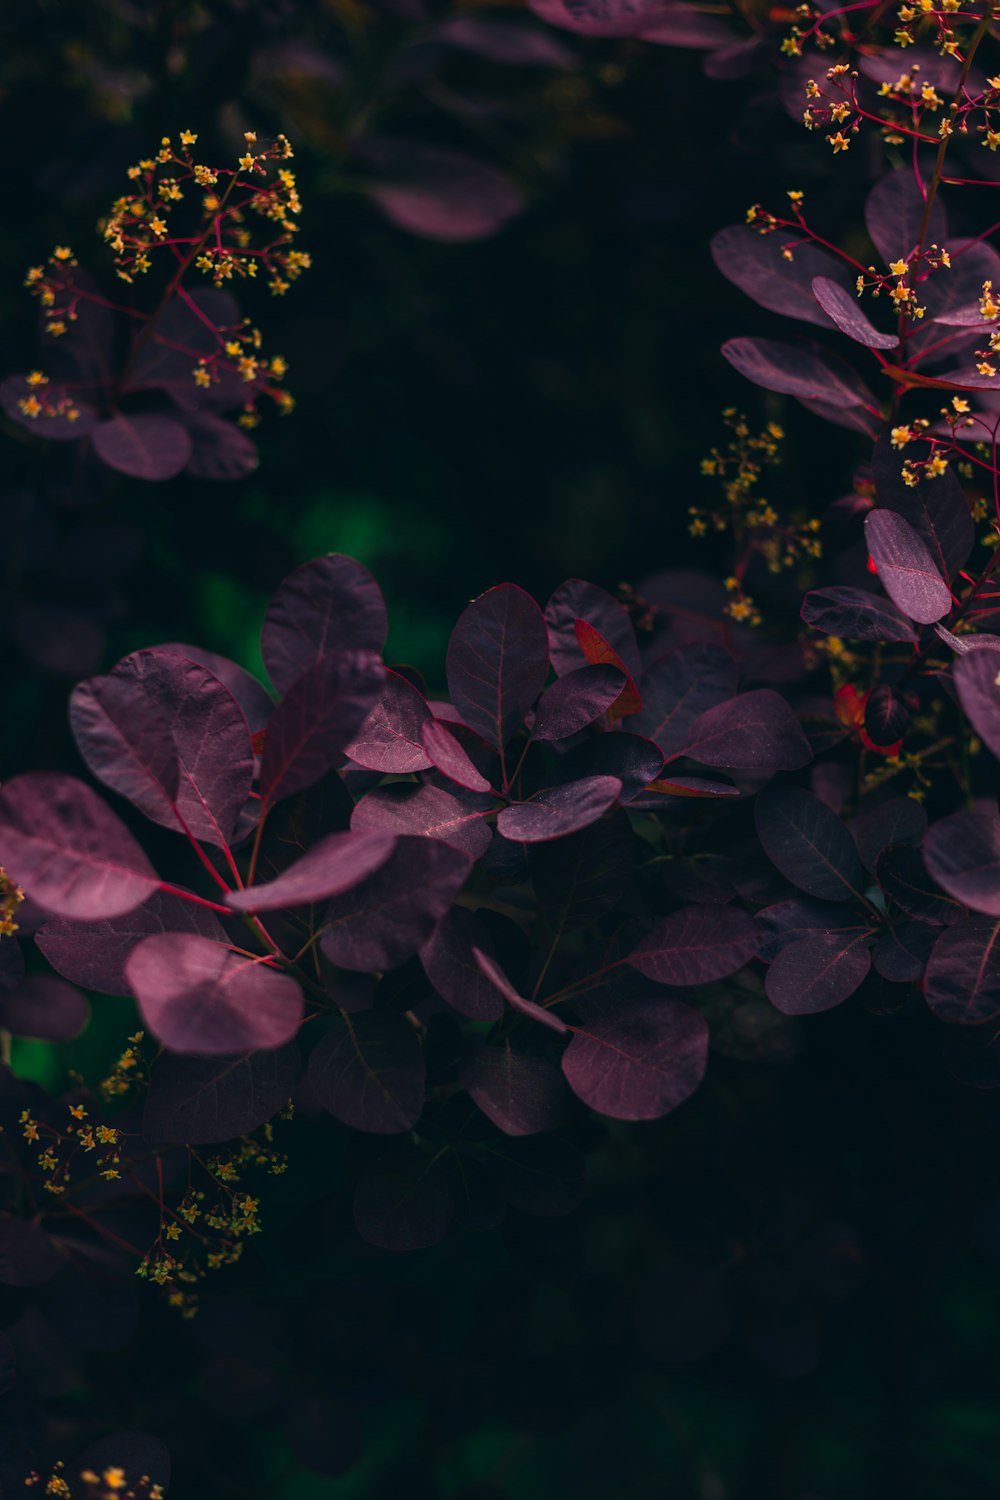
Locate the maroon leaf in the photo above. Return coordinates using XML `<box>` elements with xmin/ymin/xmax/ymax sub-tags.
<box><xmin>367</xmin><ymin>142</ymin><xmax>524</xmax><ymax>243</ymax></box>
<box><xmin>227</xmin><ymin>831</ymin><xmax>396</xmax><ymax>912</ymax></box>
<box><xmin>925</xmin><ymin>917</ymin><xmax>1000</xmax><ymax>1023</ymax></box>
<box><xmin>710</xmin><ymin>227</ymin><xmax>845</xmax><ymax>329</ymax></box>
<box><xmin>800</xmin><ymin>586</ymin><xmax>918</xmax><ymax>643</ymax></box>
<box><xmin>143</xmin><ymin>1044</ymin><xmax>302</xmax><ymax>1144</ymax></box>
<box><xmin>446</xmin><ymin>583</ymin><xmax>550</xmax><ymax>750</ymax></box>
<box><xmin>544</xmin><ymin>578</ymin><xmax>641</xmax><ymax>678</ymax></box>
<box><xmin>462</xmin><ymin>1043</ymin><xmax>566</xmax><ymax>1135</ymax></box>
<box><xmin>721</xmin><ymin>338</ymin><xmax>874</xmax><ymax>408</ymax></box>
<box><xmin>352</xmin><ymin>782</ymin><xmax>492</xmax><ymax>859</ymax></box>
<box><xmin>755</xmin><ymin>786</ymin><xmax>866</xmax><ymax>903</ymax></box>
<box><xmin>308</xmin><ymin>1010</ymin><xmax>426</xmax><ymax>1133</ymax></box>
<box><xmin>92</xmin><ymin>414</ymin><xmax>192</xmax><ymax>480</ymax></box>
<box><xmin>0</xmin><ymin>975</ymin><xmax>89</xmax><ymax>1041</ymax></box>
<box><xmin>261</xmin><ymin>554</ymin><xmax>388</xmax><ymax>696</ymax></box>
<box><xmin>345</xmin><ymin>670</ymin><xmax>433</xmax><ymax>774</ymax></box>
<box><xmin>126</xmin><ymin>933</ymin><xmax>303</xmax><ymax>1054</ymax></box>
<box><xmin>320</xmin><ymin>837</ymin><xmax>471</xmax><ymax>971</ymax></box>
<box><xmin>865</xmin><ymin>168</ymin><xmax>947</xmax><ymax>263</ymax></box>
<box><xmin>472</xmin><ymin>947</ymin><xmax>569</xmax><ymax>1033</ymax></box>
<box><xmin>37</xmin><ymin>889</ymin><xmax>227</xmax><ymax>996</ymax></box>
<box><xmin>678</xmin><ymin>690</ymin><xmax>812</xmax><ymax>770</ymax></box>
<box><xmin>864</xmin><ymin>509</ymin><xmax>952</xmax><ymax>624</ymax></box>
<box><xmin>811</xmin><ymin>277</ymin><xmax>899</xmax><ymax>349</ymax></box>
<box><xmin>631</xmin><ymin>643</ymin><xmax>738</xmax><ymax>758</ymax></box>
<box><xmin>420</xmin><ymin>719</ymin><xmax>493</xmax><ymax>792</ymax></box>
<box><xmin>531</xmin><ymin>665</ymin><xmax>626</xmax><ymax>739</ymax></box>
<box><xmin>955</xmin><ymin>646</ymin><xmax>1000</xmax><ymax>759</ymax></box>
<box><xmin>627</xmin><ymin>903</ymin><xmax>758</xmax><ymax>986</ymax></box>
<box><xmin>573</xmin><ymin>620</ymin><xmax>643</xmax><ymax>719</ymax></box>
<box><xmin>497</xmin><ymin>776</ymin><xmax>621</xmax><ymax>843</ymax></box>
<box><xmin>765</xmin><ymin>932</ymin><xmax>871</xmax><ymax>1014</ymax></box>
<box><xmin>0</xmin><ymin>772</ymin><xmax>158</xmax><ymax>919</ymax></box>
<box><xmin>420</xmin><ymin>907</ymin><xmax>504</xmax><ymax>1020</ymax></box>
<box><xmin>924</xmin><ymin>810</ymin><xmax>1000</xmax><ymax>915</ymax></box>
<box><xmin>561</xmin><ymin>998</ymin><xmax>708</xmax><ymax>1121</ymax></box>
<box><xmin>260</xmin><ymin>650</ymin><xmax>385</xmax><ymax>808</ymax></box>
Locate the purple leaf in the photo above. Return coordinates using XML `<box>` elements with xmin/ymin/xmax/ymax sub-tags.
<box><xmin>472</xmin><ymin>947</ymin><xmax>569</xmax><ymax>1033</ymax></box>
<box><xmin>544</xmin><ymin>578</ymin><xmax>641</xmax><ymax>678</ymax></box>
<box><xmin>551</xmin><ymin>732</ymin><xmax>664</xmax><ymax>802</ymax></box>
<box><xmin>635</xmin><ymin>775</ymin><xmax>740</xmax><ymax>803</ymax></box>
<box><xmin>353</xmin><ymin>1149</ymin><xmax>454</xmax><ymax>1251</ymax></box>
<box><xmin>721</xmin><ymin>338</ymin><xmax>874</xmax><ymax>408</ymax></box>
<box><xmin>497</xmin><ymin>776</ymin><xmax>621</xmax><ymax>843</ymax></box>
<box><xmin>183</xmin><ymin>412</ymin><xmax>259</xmax><ymax>481</ymax></box>
<box><xmin>367</xmin><ymin>142</ymin><xmax>524</xmax><ymax>243</ymax></box>
<box><xmin>352</xmin><ymin>782</ymin><xmax>492</xmax><ymax>859</ymax></box>
<box><xmin>143</xmin><ymin>1044</ymin><xmax>301</xmax><ymax>1144</ymax></box>
<box><xmin>531</xmin><ymin>665</ymin><xmax>626</xmax><ymax>739</ymax></box>
<box><xmin>955</xmin><ymin>646</ymin><xmax>1000</xmax><ymax>759</ymax></box>
<box><xmin>865</xmin><ymin>168</ymin><xmax>947</xmax><ymax>263</ymax></box>
<box><xmin>159</xmin><ymin>644</ymin><xmax>274</xmax><ymax>733</ymax></box>
<box><xmin>755</xmin><ymin>786</ymin><xmax>866</xmax><ymax>903</ymax></box>
<box><xmin>92</xmin><ymin>414</ymin><xmax>192</xmax><ymax>480</ymax></box>
<box><xmin>125</xmin><ymin>288</ymin><xmax>246</xmax><ymax>408</ymax></box>
<box><xmin>0</xmin><ymin>975</ymin><xmax>89</xmax><ymax>1041</ymax></box>
<box><xmin>37</xmin><ymin>889</ymin><xmax>226</xmax><ymax>996</ymax></box>
<box><xmin>864</xmin><ymin>509</ymin><xmax>952</xmax><ymax>624</ymax></box>
<box><xmin>261</xmin><ymin>554</ymin><xmax>388</xmax><ymax>696</ymax></box>
<box><xmin>320</xmin><ymin>837</ymin><xmax>471</xmax><ymax>971</ymax></box>
<box><xmin>678</xmin><ymin>690</ymin><xmax>812</xmax><ymax>771</ymax></box>
<box><xmin>872</xmin><ymin>920</ymin><xmax>936</xmax><ymax>982</ymax></box>
<box><xmin>627</xmin><ymin>903</ymin><xmax>758</xmax><ymax>986</ymax></box>
<box><xmin>345</xmin><ymin>670</ymin><xmax>433</xmax><ymax>774</ymax></box>
<box><xmin>811</xmin><ymin>277</ymin><xmax>899</xmax><ymax>349</ymax></box>
<box><xmin>308</xmin><ymin>1010</ymin><xmax>426</xmax><ymax>1133</ymax></box>
<box><xmin>227</xmin><ymin>830</ymin><xmax>396</xmax><ymax>912</ymax></box>
<box><xmin>0</xmin><ymin>375</ymin><xmax>97</xmax><ymax>439</ymax></box>
<box><xmin>631</xmin><ymin>643</ymin><xmax>738</xmax><ymax>758</ymax></box>
<box><xmin>71</xmin><ymin>648</ymin><xmax>255</xmax><ymax>846</ymax></box>
<box><xmin>420</xmin><ymin>907</ymin><xmax>504</xmax><ymax>1020</ymax></box>
<box><xmin>0</xmin><ymin>772</ymin><xmax>158</xmax><ymax>919</ymax></box>
<box><xmin>800</xmin><ymin>586</ymin><xmax>918</xmax><ymax>643</ymax></box>
<box><xmin>462</xmin><ymin>1043</ymin><xmax>566</xmax><ymax>1135</ymax></box>
<box><xmin>421</xmin><ymin>718</ymin><xmax>493</xmax><ymax>792</ymax></box>
<box><xmin>851</xmin><ymin>796</ymin><xmax>927</xmax><ymax>873</ymax></box>
<box><xmin>924</xmin><ymin>810</ymin><xmax>1000</xmax><ymax>915</ymax></box>
<box><xmin>864</xmin><ymin>684</ymin><xmax>909</xmax><ymax>748</ymax></box>
<box><xmin>935</xmin><ymin>624</ymin><xmax>1000</xmax><ymax>654</ymax></box>
<box><xmin>561</xmin><ymin>998</ymin><xmax>708</xmax><ymax>1121</ymax></box>
<box><xmin>529</xmin><ymin>806</ymin><xmax>635</xmax><ymax>931</ymax></box>
<box><xmin>765</xmin><ymin>932</ymin><xmax>871</xmax><ymax>1014</ymax></box>
<box><xmin>876</xmin><ymin>844</ymin><xmax>961</xmax><ymax>925</ymax></box>
<box><xmin>872</xmin><ymin>432</ymin><xmax>973</xmax><ymax>583</ymax></box>
<box><xmin>710</xmin><ymin>227</ymin><xmax>845</xmax><ymax>329</ymax></box>
<box><xmin>126</xmin><ymin>933</ymin><xmax>303</xmax><ymax>1054</ymax></box>
<box><xmin>925</xmin><ymin>917</ymin><xmax>1000</xmax><ymax>1023</ymax></box>
<box><xmin>260</xmin><ymin>650</ymin><xmax>385</xmax><ymax>807</ymax></box>
<box><xmin>446</xmin><ymin>583</ymin><xmax>550</xmax><ymax>750</ymax></box>
<box><xmin>758</xmin><ymin>898</ymin><xmax>874</xmax><ymax>961</ymax></box>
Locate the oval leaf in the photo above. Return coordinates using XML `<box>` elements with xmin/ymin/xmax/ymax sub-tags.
<box><xmin>561</xmin><ymin>999</ymin><xmax>708</xmax><ymax>1121</ymax></box>
<box><xmin>261</xmin><ymin>554</ymin><xmax>388</xmax><ymax>696</ymax></box>
<box><xmin>864</xmin><ymin>509</ymin><xmax>952</xmax><ymax>624</ymax></box>
<box><xmin>755</xmin><ymin>785</ymin><xmax>866</xmax><ymax>902</ymax></box>
<box><xmin>446</xmin><ymin>583</ymin><xmax>550</xmax><ymax>749</ymax></box>
<box><xmin>627</xmin><ymin>903</ymin><xmax>758</xmax><ymax>985</ymax></box>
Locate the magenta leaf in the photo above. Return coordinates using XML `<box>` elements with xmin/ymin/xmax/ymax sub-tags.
<box><xmin>864</xmin><ymin>510</ymin><xmax>952</xmax><ymax>624</ymax></box>
<box><xmin>261</xmin><ymin>554</ymin><xmax>388</xmax><ymax>696</ymax></box>
<box><xmin>320</xmin><ymin>837</ymin><xmax>471</xmax><ymax>971</ymax></box>
<box><xmin>461</xmin><ymin>1043</ymin><xmax>566</xmax><ymax>1135</ymax></box>
<box><xmin>472</xmin><ymin>947</ymin><xmax>569</xmax><ymax>1033</ymax></box>
<box><xmin>260</xmin><ymin>650</ymin><xmax>385</xmax><ymax>808</ymax></box>
<box><xmin>711</xmin><ymin>226</ymin><xmax>845</xmax><ymax>328</ymax></box>
<box><xmin>0</xmin><ymin>975</ymin><xmax>89</xmax><ymax>1041</ymax></box>
<box><xmin>765</xmin><ymin>932</ymin><xmax>871</xmax><ymax>1014</ymax></box>
<box><xmin>143</xmin><ymin>1044</ymin><xmax>302</xmax><ymax>1145</ymax></box>
<box><xmin>800</xmin><ymin>586</ymin><xmax>919</xmax><ymax>643</ymax></box>
<box><xmin>345</xmin><ymin>670</ymin><xmax>433</xmax><ymax>774</ymax></box>
<box><xmin>126</xmin><ymin>933</ymin><xmax>303</xmax><ymax>1055</ymax></box>
<box><xmin>924</xmin><ymin>810</ymin><xmax>1000</xmax><ymax>915</ymax></box>
<box><xmin>561</xmin><ymin>998</ymin><xmax>709</xmax><ymax>1121</ymax></box>
<box><xmin>531</xmin><ymin>665</ymin><xmax>626</xmax><ymax>739</ymax></box>
<box><xmin>0</xmin><ymin>772</ymin><xmax>158</xmax><ymax>919</ymax></box>
<box><xmin>92</xmin><ymin>414</ymin><xmax>192</xmax><ymax>480</ymax></box>
<box><xmin>627</xmin><ymin>903</ymin><xmax>758</xmax><ymax>986</ymax></box>
<box><xmin>307</xmin><ymin>1010</ymin><xmax>426</xmax><ymax>1133</ymax></box>
<box><xmin>873</xmin><ymin>433</ymin><xmax>973</xmax><ymax>583</ymax></box>
<box><xmin>497</xmin><ymin>776</ymin><xmax>622</xmax><ymax>844</ymax></box>
<box><xmin>865</xmin><ymin>167</ymin><xmax>947</xmax><ymax>263</ymax></box>
<box><xmin>353</xmin><ymin>1149</ymin><xmax>454</xmax><ymax>1251</ymax></box>
<box><xmin>446</xmin><ymin>583</ymin><xmax>550</xmax><ymax>749</ymax></box>
<box><xmin>227</xmin><ymin>830</ymin><xmax>396</xmax><ymax>912</ymax></box>
<box><xmin>37</xmin><ymin>889</ymin><xmax>227</xmax><ymax>996</ymax></box>
<box><xmin>544</xmin><ymin>578</ymin><xmax>641</xmax><ymax>678</ymax></box>
<box><xmin>721</xmin><ymin>338</ymin><xmax>874</xmax><ymax>408</ymax></box>
<box><xmin>366</xmin><ymin>142</ymin><xmax>524</xmax><ymax>243</ymax></box>
<box><xmin>529</xmin><ymin>806</ymin><xmax>635</xmax><ymax>932</ymax></box>
<box><xmin>925</xmin><ymin>917</ymin><xmax>1000</xmax><ymax>1024</ymax></box>
<box><xmin>71</xmin><ymin>648</ymin><xmax>255</xmax><ymax>846</ymax></box>
<box><xmin>678</xmin><ymin>690</ymin><xmax>812</xmax><ymax>770</ymax></box>
<box><xmin>352</xmin><ymin>782</ymin><xmax>493</xmax><ymax>859</ymax></box>
<box><xmin>954</xmin><ymin>647</ymin><xmax>1000</xmax><ymax>759</ymax></box>
<box><xmin>420</xmin><ymin>907</ymin><xmax>504</xmax><ymax>1021</ymax></box>
<box><xmin>755</xmin><ymin>786</ymin><xmax>866</xmax><ymax>903</ymax></box>
<box><xmin>420</xmin><ymin>718</ymin><xmax>493</xmax><ymax>792</ymax></box>
<box><xmin>631</xmin><ymin>643</ymin><xmax>738</xmax><ymax>758</ymax></box>
<box><xmin>811</xmin><ymin>277</ymin><xmax>899</xmax><ymax>349</ymax></box>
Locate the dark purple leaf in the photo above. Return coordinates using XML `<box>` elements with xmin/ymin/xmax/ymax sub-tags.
<box><xmin>353</xmin><ymin>1149</ymin><xmax>454</xmax><ymax>1251</ymax></box>
<box><xmin>872</xmin><ymin>921</ymin><xmax>937</xmax><ymax>982</ymax></box>
<box><xmin>0</xmin><ymin>772</ymin><xmax>158</xmax><ymax>919</ymax></box>
<box><xmin>544</xmin><ymin>578</ymin><xmax>641</xmax><ymax>678</ymax></box>
<box><xmin>627</xmin><ymin>903</ymin><xmax>758</xmax><ymax>985</ymax></box>
<box><xmin>678</xmin><ymin>690</ymin><xmax>812</xmax><ymax>771</ymax></box>
<box><xmin>764</xmin><ymin>932</ymin><xmax>871</xmax><ymax>1014</ymax></box>
<box><xmin>800</xmin><ymin>586</ymin><xmax>918</xmax><ymax>643</ymax></box>
<box><xmin>757</xmin><ymin>898</ymin><xmax>873</xmax><ymax>961</ymax></box>
<box><xmin>0</xmin><ymin>375</ymin><xmax>97</xmax><ymax>439</ymax></box>
<box><xmin>864</xmin><ymin>684</ymin><xmax>909</xmax><ymax>748</ymax></box>
<box><xmin>308</xmin><ymin>1010</ymin><xmax>426</xmax><ymax>1133</ymax></box>
<box><xmin>159</xmin><ymin>644</ymin><xmax>274</xmax><ymax>733</ymax></box>
<box><xmin>924</xmin><ymin>810</ymin><xmax>1000</xmax><ymax>915</ymax></box>
<box><xmin>955</xmin><ymin>646</ymin><xmax>1000</xmax><ymax>759</ymax></box>
<box><xmin>561</xmin><ymin>998</ymin><xmax>708</xmax><ymax>1120</ymax></box>
<box><xmin>352</xmin><ymin>782</ymin><xmax>492</xmax><ymax>859</ymax></box>
<box><xmin>345</xmin><ymin>670</ymin><xmax>433</xmax><ymax>774</ymax></box>
<box><xmin>864</xmin><ymin>509</ymin><xmax>952</xmax><ymax>624</ymax></box>
<box><xmin>421</xmin><ymin>719</ymin><xmax>494</xmax><ymax>792</ymax></box>
<box><xmin>320</xmin><ymin>837</ymin><xmax>471</xmax><ymax>971</ymax></box>
<box><xmin>143</xmin><ymin>1044</ymin><xmax>302</xmax><ymax>1144</ymax></box>
<box><xmin>632</xmin><ymin>643</ymin><xmax>738</xmax><ymax>758</ymax></box>
<box><xmin>925</xmin><ymin>917</ymin><xmax>1000</xmax><ymax>1023</ymax></box>
<box><xmin>872</xmin><ymin>432</ymin><xmax>973</xmax><ymax>583</ymax></box>
<box><xmin>877</xmin><ymin>844</ymin><xmax>961</xmax><ymax>924</ymax></box>
<box><xmin>125</xmin><ymin>288</ymin><xmax>246</xmax><ymax>408</ymax></box>
<box><xmin>0</xmin><ymin>975</ymin><xmax>89</xmax><ymax>1041</ymax></box>
<box><xmin>462</xmin><ymin>1043</ymin><xmax>566</xmax><ymax>1135</ymax></box>
<box><xmin>811</xmin><ymin>277</ymin><xmax>898</xmax><ymax>349</ymax></box>
<box><xmin>531</xmin><ymin>665</ymin><xmax>626</xmax><ymax>739</ymax></box>
<box><xmin>37</xmin><ymin>889</ymin><xmax>226</xmax><ymax>995</ymax></box>
<box><xmin>126</xmin><ymin>933</ymin><xmax>303</xmax><ymax>1054</ymax></box>
<box><xmin>367</xmin><ymin>142</ymin><xmax>524</xmax><ymax>243</ymax></box>
<box><xmin>472</xmin><ymin>947</ymin><xmax>569</xmax><ymax>1033</ymax></box>
<box><xmin>710</xmin><ymin>226</ymin><xmax>844</xmax><ymax>329</ymax></box>
<box><xmin>755</xmin><ymin>786</ymin><xmax>866</xmax><ymax>902</ymax></box>
<box><xmin>71</xmin><ymin>648</ymin><xmax>255</xmax><ymax>846</ymax></box>
<box><xmin>855</xmin><ymin>794</ymin><xmax>929</xmax><ymax>870</ymax></box>
<box><xmin>92</xmin><ymin>414</ymin><xmax>192</xmax><ymax>480</ymax></box>
<box><xmin>183</xmin><ymin>411</ymin><xmax>259</xmax><ymax>481</ymax></box>
<box><xmin>497</xmin><ymin>776</ymin><xmax>621</xmax><ymax>843</ymax></box>
<box><xmin>227</xmin><ymin>830</ymin><xmax>396</xmax><ymax>912</ymax></box>
<box><xmin>261</xmin><ymin>554</ymin><xmax>388</xmax><ymax>696</ymax></box>
<box><xmin>529</xmin><ymin>806</ymin><xmax>635</xmax><ymax>931</ymax></box>
<box><xmin>527</xmin><ymin>0</ymin><xmax>675</xmax><ymax>37</ymax></box>
<box><xmin>551</xmin><ymin>732</ymin><xmax>664</xmax><ymax>802</ymax></box>
<box><xmin>865</xmin><ymin>168</ymin><xmax>947</xmax><ymax>263</ymax></box>
<box><xmin>420</xmin><ymin>907</ymin><xmax>504</xmax><ymax>1020</ymax></box>
<box><xmin>446</xmin><ymin>583</ymin><xmax>550</xmax><ymax>749</ymax></box>
<box><xmin>260</xmin><ymin>650</ymin><xmax>385</xmax><ymax>807</ymax></box>
<box><xmin>721</xmin><ymin>338</ymin><xmax>874</xmax><ymax>408</ymax></box>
